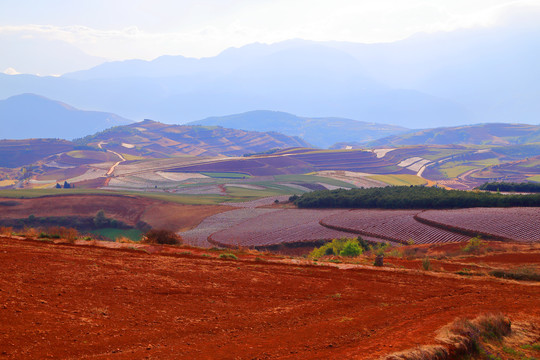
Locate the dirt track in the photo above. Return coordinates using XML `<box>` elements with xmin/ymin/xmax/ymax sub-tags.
<box><xmin>1</xmin><ymin>238</ymin><xmax>539</xmax><ymax>359</ymax></box>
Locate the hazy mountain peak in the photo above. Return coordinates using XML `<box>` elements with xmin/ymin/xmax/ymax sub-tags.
<box><xmin>0</xmin><ymin>94</ymin><xmax>132</xmax><ymax>140</ymax></box>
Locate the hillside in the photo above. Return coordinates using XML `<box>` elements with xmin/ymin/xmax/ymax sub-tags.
<box><xmin>0</xmin><ymin>42</ymin><xmax>468</xmax><ymax>128</ymax></box>
<box><xmin>188</xmin><ymin>110</ymin><xmax>408</xmax><ymax>148</ymax></box>
<box><xmin>369</xmin><ymin>123</ymin><xmax>540</xmax><ymax>147</ymax></box>
<box><xmin>2</xmin><ymin>24</ymin><xmax>539</xmax><ymax>128</ymax></box>
<box><xmin>0</xmin><ymin>94</ymin><xmax>132</xmax><ymax>140</ymax></box>
<box><xmin>76</xmin><ymin>119</ymin><xmax>311</xmax><ymax>157</ymax></box>
<box><xmin>0</xmin><ymin>139</ymin><xmax>76</xmax><ymax>168</ymax></box>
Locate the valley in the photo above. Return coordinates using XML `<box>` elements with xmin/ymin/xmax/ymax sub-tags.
<box><xmin>3</xmin><ymin>3</ymin><xmax>540</xmax><ymax>359</ymax></box>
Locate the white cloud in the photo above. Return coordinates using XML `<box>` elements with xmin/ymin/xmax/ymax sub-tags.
<box><xmin>3</xmin><ymin>67</ymin><xmax>19</xmax><ymax>75</ymax></box>
<box><xmin>1</xmin><ymin>0</ymin><xmax>539</xmax><ymax>73</ymax></box>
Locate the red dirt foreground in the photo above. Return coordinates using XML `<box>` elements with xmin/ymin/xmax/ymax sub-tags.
<box><xmin>1</xmin><ymin>238</ymin><xmax>539</xmax><ymax>360</ymax></box>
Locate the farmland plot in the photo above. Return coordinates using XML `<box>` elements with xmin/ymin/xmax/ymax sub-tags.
<box><xmin>321</xmin><ymin>210</ymin><xmax>470</xmax><ymax>244</ymax></box>
<box><xmin>179</xmin><ymin>208</ymin><xmax>280</xmax><ymax>246</ymax></box>
<box><xmin>417</xmin><ymin>207</ymin><xmax>540</xmax><ymax>242</ymax></box>
<box><xmin>222</xmin><ymin>195</ymin><xmax>292</xmax><ymax>208</ymax></box>
<box><xmin>209</xmin><ymin>209</ymin><xmax>362</xmax><ymax>247</ymax></box>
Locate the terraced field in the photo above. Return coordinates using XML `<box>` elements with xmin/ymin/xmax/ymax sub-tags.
<box><xmin>417</xmin><ymin>207</ymin><xmax>540</xmax><ymax>242</ymax></box>
<box><xmin>208</xmin><ymin>209</ymin><xmax>361</xmax><ymax>247</ymax></box>
<box><xmin>320</xmin><ymin>209</ymin><xmax>470</xmax><ymax>244</ymax></box>
<box><xmin>180</xmin><ymin>208</ymin><xmax>280</xmax><ymax>247</ymax></box>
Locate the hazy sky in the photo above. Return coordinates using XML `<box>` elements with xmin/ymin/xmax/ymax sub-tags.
<box><xmin>1</xmin><ymin>0</ymin><xmax>539</xmax><ymax>74</ymax></box>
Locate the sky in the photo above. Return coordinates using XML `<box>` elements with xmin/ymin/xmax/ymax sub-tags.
<box><xmin>1</xmin><ymin>0</ymin><xmax>540</xmax><ymax>75</ymax></box>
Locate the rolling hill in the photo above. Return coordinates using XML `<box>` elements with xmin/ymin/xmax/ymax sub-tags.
<box><xmin>0</xmin><ymin>93</ymin><xmax>132</xmax><ymax>140</ymax></box>
<box><xmin>369</xmin><ymin>123</ymin><xmax>540</xmax><ymax>147</ymax></box>
<box><xmin>1</xmin><ymin>22</ymin><xmax>537</xmax><ymax>128</ymax></box>
<box><xmin>76</xmin><ymin>119</ymin><xmax>311</xmax><ymax>157</ymax></box>
<box><xmin>0</xmin><ymin>139</ymin><xmax>77</xmax><ymax>168</ymax></box>
<box><xmin>0</xmin><ymin>41</ymin><xmax>468</xmax><ymax>128</ymax></box>
<box><xmin>187</xmin><ymin>110</ymin><xmax>408</xmax><ymax>148</ymax></box>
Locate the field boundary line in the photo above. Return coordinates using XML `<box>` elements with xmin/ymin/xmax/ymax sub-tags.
<box><xmin>413</xmin><ymin>211</ymin><xmax>513</xmax><ymax>242</ymax></box>
<box><xmin>319</xmin><ymin>212</ymin><xmax>404</xmax><ymax>245</ymax></box>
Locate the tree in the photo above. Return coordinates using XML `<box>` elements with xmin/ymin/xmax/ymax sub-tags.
<box><xmin>63</xmin><ymin>181</ymin><xmax>71</xmax><ymax>189</ymax></box>
<box><xmin>55</xmin><ymin>183</ymin><xmax>61</xmax><ymax>189</ymax></box>
<box><xmin>93</xmin><ymin>210</ymin><xmax>108</xmax><ymax>227</ymax></box>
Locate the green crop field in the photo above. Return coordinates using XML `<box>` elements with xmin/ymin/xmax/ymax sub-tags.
<box><xmin>90</xmin><ymin>228</ymin><xmax>143</xmax><ymax>241</ymax></box>
<box><xmin>201</xmin><ymin>172</ymin><xmax>251</xmax><ymax>179</ymax></box>
<box><xmin>274</xmin><ymin>174</ymin><xmax>357</xmax><ymax>188</ymax></box>
<box><xmin>368</xmin><ymin>174</ymin><xmax>427</xmax><ymax>186</ymax></box>
<box><xmin>440</xmin><ymin>165</ymin><xmax>478</xmax><ymax>178</ymax></box>
<box><xmin>224</xmin><ymin>185</ymin><xmax>292</xmax><ymax>199</ymax></box>
<box><xmin>0</xmin><ymin>189</ymin><xmax>114</xmax><ymax>198</ymax></box>
<box><xmin>527</xmin><ymin>175</ymin><xmax>540</xmax><ymax>183</ymax></box>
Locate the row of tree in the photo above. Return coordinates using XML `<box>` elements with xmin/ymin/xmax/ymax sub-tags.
<box><xmin>291</xmin><ymin>186</ymin><xmax>540</xmax><ymax>209</ymax></box>
<box><xmin>476</xmin><ymin>181</ymin><xmax>540</xmax><ymax>193</ymax></box>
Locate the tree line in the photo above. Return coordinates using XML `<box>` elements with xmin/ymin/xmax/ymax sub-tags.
<box><xmin>476</xmin><ymin>181</ymin><xmax>540</xmax><ymax>193</ymax></box>
<box><xmin>290</xmin><ymin>186</ymin><xmax>540</xmax><ymax>209</ymax></box>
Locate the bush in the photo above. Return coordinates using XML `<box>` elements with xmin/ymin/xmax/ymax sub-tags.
<box><xmin>489</xmin><ymin>266</ymin><xmax>540</xmax><ymax>282</ymax></box>
<box><xmin>422</xmin><ymin>257</ymin><xmax>431</xmax><ymax>271</ymax></box>
<box><xmin>0</xmin><ymin>226</ymin><xmax>13</xmax><ymax>236</ymax></box>
<box><xmin>340</xmin><ymin>240</ymin><xmax>362</xmax><ymax>257</ymax></box>
<box><xmin>39</xmin><ymin>226</ymin><xmax>79</xmax><ymax>242</ymax></box>
<box><xmin>219</xmin><ymin>253</ymin><xmax>238</xmax><ymax>260</ymax></box>
<box><xmin>23</xmin><ymin>227</ymin><xmax>40</xmax><ymax>238</ymax></box>
<box><xmin>310</xmin><ymin>238</ymin><xmax>348</xmax><ymax>259</ymax></box>
<box><xmin>463</xmin><ymin>237</ymin><xmax>486</xmax><ymax>254</ymax></box>
<box><xmin>143</xmin><ymin>229</ymin><xmax>182</xmax><ymax>245</ymax></box>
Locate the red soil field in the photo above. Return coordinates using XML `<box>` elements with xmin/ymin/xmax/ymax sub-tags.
<box><xmin>1</xmin><ymin>238</ymin><xmax>539</xmax><ymax>359</ymax></box>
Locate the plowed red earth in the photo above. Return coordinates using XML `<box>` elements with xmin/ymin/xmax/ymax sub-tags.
<box><xmin>1</xmin><ymin>238</ymin><xmax>539</xmax><ymax>359</ymax></box>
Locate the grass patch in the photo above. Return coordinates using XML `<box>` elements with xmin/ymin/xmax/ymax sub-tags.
<box><xmin>521</xmin><ymin>343</ymin><xmax>540</xmax><ymax>351</ymax></box>
<box><xmin>527</xmin><ymin>175</ymin><xmax>540</xmax><ymax>183</ymax></box>
<box><xmin>121</xmin><ymin>153</ymin><xmax>146</xmax><ymax>161</ymax></box>
<box><xmin>440</xmin><ymin>165</ymin><xmax>479</xmax><ymax>178</ymax></box>
<box><xmin>224</xmin><ymin>185</ymin><xmax>292</xmax><ymax>199</ymax></box>
<box><xmin>489</xmin><ymin>266</ymin><xmax>540</xmax><ymax>282</ymax></box>
<box><xmin>274</xmin><ymin>174</ymin><xmax>357</xmax><ymax>189</ymax></box>
<box><xmin>201</xmin><ymin>172</ymin><xmax>251</xmax><ymax>179</ymax></box>
<box><xmin>368</xmin><ymin>174</ymin><xmax>427</xmax><ymax>186</ymax></box>
<box><xmin>219</xmin><ymin>253</ymin><xmax>238</xmax><ymax>260</ymax></box>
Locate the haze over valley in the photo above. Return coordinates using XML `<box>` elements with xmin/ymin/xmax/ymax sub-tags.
<box><xmin>1</xmin><ymin>2</ymin><xmax>540</xmax><ymax>359</ymax></box>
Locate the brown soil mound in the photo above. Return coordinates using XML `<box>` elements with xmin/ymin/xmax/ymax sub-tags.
<box><xmin>1</xmin><ymin>238</ymin><xmax>538</xmax><ymax>359</ymax></box>
<box><xmin>0</xmin><ymin>195</ymin><xmax>230</xmax><ymax>232</ymax></box>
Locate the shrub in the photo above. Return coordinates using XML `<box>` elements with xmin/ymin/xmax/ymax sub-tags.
<box><xmin>422</xmin><ymin>257</ymin><xmax>431</xmax><ymax>271</ymax></box>
<box><xmin>116</xmin><ymin>236</ymin><xmax>134</xmax><ymax>244</ymax></box>
<box><xmin>142</xmin><ymin>229</ymin><xmax>182</xmax><ymax>245</ymax></box>
<box><xmin>340</xmin><ymin>240</ymin><xmax>362</xmax><ymax>257</ymax></box>
<box><xmin>310</xmin><ymin>238</ymin><xmax>351</xmax><ymax>259</ymax></box>
<box><xmin>23</xmin><ymin>227</ymin><xmax>39</xmax><ymax>238</ymax></box>
<box><xmin>219</xmin><ymin>253</ymin><xmax>238</xmax><ymax>260</ymax></box>
<box><xmin>0</xmin><ymin>226</ymin><xmax>13</xmax><ymax>236</ymax></box>
<box><xmin>489</xmin><ymin>266</ymin><xmax>540</xmax><ymax>282</ymax></box>
<box><xmin>47</xmin><ymin>226</ymin><xmax>78</xmax><ymax>242</ymax></box>
<box><xmin>373</xmin><ymin>255</ymin><xmax>384</xmax><ymax>267</ymax></box>
<box><xmin>463</xmin><ymin>237</ymin><xmax>486</xmax><ymax>254</ymax></box>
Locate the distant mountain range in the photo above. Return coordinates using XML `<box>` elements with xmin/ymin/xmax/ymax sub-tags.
<box><xmin>368</xmin><ymin>123</ymin><xmax>540</xmax><ymax>147</ymax></box>
<box><xmin>0</xmin><ymin>94</ymin><xmax>131</xmax><ymax>140</ymax></box>
<box><xmin>76</xmin><ymin>119</ymin><xmax>310</xmax><ymax>158</ymax></box>
<box><xmin>2</xmin><ymin>23</ymin><xmax>539</xmax><ymax>128</ymax></box>
<box><xmin>188</xmin><ymin>110</ymin><xmax>408</xmax><ymax>148</ymax></box>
